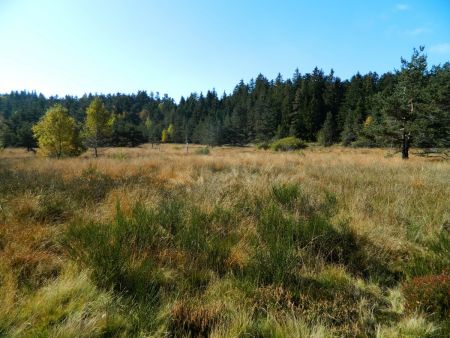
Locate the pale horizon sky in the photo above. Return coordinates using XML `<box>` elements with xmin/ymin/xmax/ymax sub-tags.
<box><xmin>1</xmin><ymin>0</ymin><xmax>449</xmax><ymax>100</ymax></box>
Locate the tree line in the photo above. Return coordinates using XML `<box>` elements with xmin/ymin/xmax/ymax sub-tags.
<box><xmin>0</xmin><ymin>47</ymin><xmax>448</xmax><ymax>158</ymax></box>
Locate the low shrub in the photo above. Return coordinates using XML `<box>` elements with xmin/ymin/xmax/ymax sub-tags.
<box><xmin>255</xmin><ymin>142</ymin><xmax>270</xmax><ymax>150</ymax></box>
<box><xmin>403</xmin><ymin>273</ymin><xmax>450</xmax><ymax>321</ymax></box>
<box><xmin>270</xmin><ymin>137</ymin><xmax>307</xmax><ymax>152</ymax></box>
<box><xmin>351</xmin><ymin>138</ymin><xmax>378</xmax><ymax>148</ymax></box>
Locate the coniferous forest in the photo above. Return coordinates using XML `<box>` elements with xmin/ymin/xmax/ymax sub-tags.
<box><xmin>1</xmin><ymin>48</ymin><xmax>449</xmax><ymax>157</ymax></box>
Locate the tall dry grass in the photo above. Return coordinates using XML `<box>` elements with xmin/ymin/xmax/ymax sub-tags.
<box><xmin>0</xmin><ymin>145</ymin><xmax>448</xmax><ymax>336</ymax></box>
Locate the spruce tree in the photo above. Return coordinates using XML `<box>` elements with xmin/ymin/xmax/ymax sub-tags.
<box><xmin>318</xmin><ymin>112</ymin><xmax>335</xmax><ymax>146</ymax></box>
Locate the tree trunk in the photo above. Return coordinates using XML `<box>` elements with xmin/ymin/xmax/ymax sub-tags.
<box><xmin>402</xmin><ymin>131</ymin><xmax>409</xmax><ymax>159</ymax></box>
<box><xmin>94</xmin><ymin>131</ymin><xmax>99</xmax><ymax>158</ymax></box>
<box><xmin>402</xmin><ymin>100</ymin><xmax>413</xmax><ymax>160</ymax></box>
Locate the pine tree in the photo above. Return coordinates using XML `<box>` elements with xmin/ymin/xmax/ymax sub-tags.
<box><xmin>416</xmin><ymin>63</ymin><xmax>450</xmax><ymax>150</ymax></box>
<box><xmin>381</xmin><ymin>47</ymin><xmax>428</xmax><ymax>159</ymax></box>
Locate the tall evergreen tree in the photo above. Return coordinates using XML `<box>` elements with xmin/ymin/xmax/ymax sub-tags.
<box><xmin>317</xmin><ymin>112</ymin><xmax>335</xmax><ymax>146</ymax></box>
<box><xmin>380</xmin><ymin>47</ymin><xmax>428</xmax><ymax>159</ymax></box>
<box><xmin>0</xmin><ymin>48</ymin><xmax>446</xmax><ymax>154</ymax></box>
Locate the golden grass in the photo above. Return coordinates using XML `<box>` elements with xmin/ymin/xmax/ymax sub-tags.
<box><xmin>0</xmin><ymin>144</ymin><xmax>448</xmax><ymax>336</ymax></box>
<box><xmin>4</xmin><ymin>144</ymin><xmax>447</xmax><ymax>235</ymax></box>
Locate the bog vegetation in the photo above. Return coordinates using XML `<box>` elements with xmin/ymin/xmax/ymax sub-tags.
<box><xmin>0</xmin><ymin>47</ymin><xmax>449</xmax><ymax>337</ymax></box>
<box><xmin>0</xmin><ymin>145</ymin><xmax>449</xmax><ymax>337</ymax></box>
<box><xmin>0</xmin><ymin>48</ymin><xmax>449</xmax><ymax>159</ymax></box>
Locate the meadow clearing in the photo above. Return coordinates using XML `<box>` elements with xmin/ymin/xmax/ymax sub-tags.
<box><xmin>0</xmin><ymin>145</ymin><xmax>449</xmax><ymax>337</ymax></box>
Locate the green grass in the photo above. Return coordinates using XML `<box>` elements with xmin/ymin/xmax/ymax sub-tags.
<box><xmin>270</xmin><ymin>136</ymin><xmax>307</xmax><ymax>151</ymax></box>
<box><xmin>60</xmin><ymin>184</ymin><xmax>430</xmax><ymax>336</ymax></box>
<box><xmin>0</xmin><ymin>146</ymin><xmax>448</xmax><ymax>337</ymax></box>
<box><xmin>195</xmin><ymin>147</ymin><xmax>211</xmax><ymax>155</ymax></box>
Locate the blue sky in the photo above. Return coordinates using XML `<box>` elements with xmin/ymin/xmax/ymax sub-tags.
<box><xmin>0</xmin><ymin>0</ymin><xmax>449</xmax><ymax>100</ymax></box>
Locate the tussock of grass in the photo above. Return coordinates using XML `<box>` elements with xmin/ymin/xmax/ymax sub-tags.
<box><xmin>376</xmin><ymin>316</ymin><xmax>437</xmax><ymax>338</ymax></box>
<box><xmin>1</xmin><ymin>265</ymin><xmax>132</xmax><ymax>337</ymax></box>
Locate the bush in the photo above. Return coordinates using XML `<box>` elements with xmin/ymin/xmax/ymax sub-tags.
<box><xmin>270</xmin><ymin>137</ymin><xmax>307</xmax><ymax>152</ymax></box>
<box><xmin>256</xmin><ymin>142</ymin><xmax>270</xmax><ymax>150</ymax></box>
<box><xmin>351</xmin><ymin>137</ymin><xmax>378</xmax><ymax>148</ymax></box>
<box><xmin>403</xmin><ymin>273</ymin><xmax>450</xmax><ymax>320</ymax></box>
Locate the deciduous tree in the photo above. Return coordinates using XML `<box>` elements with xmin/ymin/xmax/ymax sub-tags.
<box><xmin>83</xmin><ymin>98</ymin><xmax>113</xmax><ymax>157</ymax></box>
<box><xmin>32</xmin><ymin>104</ymin><xmax>81</xmax><ymax>158</ymax></box>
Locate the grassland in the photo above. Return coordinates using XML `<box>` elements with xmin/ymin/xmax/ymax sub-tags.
<box><xmin>0</xmin><ymin>145</ymin><xmax>449</xmax><ymax>337</ymax></box>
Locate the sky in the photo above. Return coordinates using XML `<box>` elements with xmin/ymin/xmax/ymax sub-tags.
<box><xmin>0</xmin><ymin>0</ymin><xmax>449</xmax><ymax>100</ymax></box>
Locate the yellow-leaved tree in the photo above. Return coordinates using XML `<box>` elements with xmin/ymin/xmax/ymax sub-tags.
<box><xmin>161</xmin><ymin>123</ymin><xmax>174</xmax><ymax>144</ymax></box>
<box><xmin>83</xmin><ymin>98</ymin><xmax>114</xmax><ymax>157</ymax></box>
<box><xmin>167</xmin><ymin>123</ymin><xmax>174</xmax><ymax>138</ymax></box>
<box><xmin>32</xmin><ymin>104</ymin><xmax>81</xmax><ymax>158</ymax></box>
<box><xmin>364</xmin><ymin>115</ymin><xmax>374</xmax><ymax>128</ymax></box>
<box><xmin>161</xmin><ymin>128</ymin><xmax>168</xmax><ymax>143</ymax></box>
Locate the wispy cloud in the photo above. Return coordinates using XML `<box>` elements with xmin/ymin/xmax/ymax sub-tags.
<box><xmin>429</xmin><ymin>43</ymin><xmax>450</xmax><ymax>54</ymax></box>
<box><xmin>395</xmin><ymin>4</ymin><xmax>410</xmax><ymax>11</ymax></box>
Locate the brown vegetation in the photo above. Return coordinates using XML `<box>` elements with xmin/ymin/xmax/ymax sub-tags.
<box><xmin>0</xmin><ymin>145</ymin><xmax>448</xmax><ymax>337</ymax></box>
